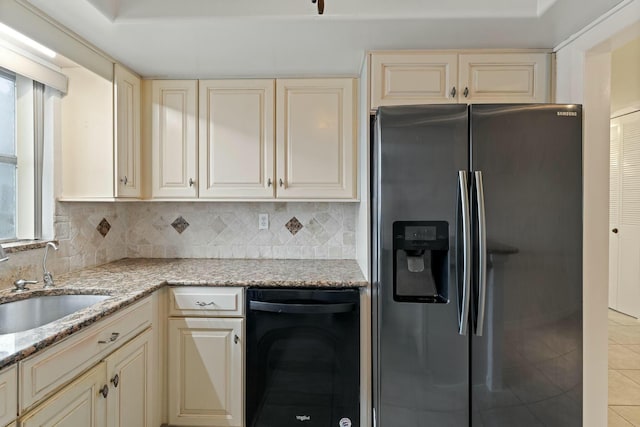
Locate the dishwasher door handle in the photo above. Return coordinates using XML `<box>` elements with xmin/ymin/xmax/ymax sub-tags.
<box><xmin>249</xmin><ymin>300</ymin><xmax>356</xmax><ymax>314</ymax></box>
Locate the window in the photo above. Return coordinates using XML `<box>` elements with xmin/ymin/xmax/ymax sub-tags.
<box><xmin>0</xmin><ymin>70</ymin><xmax>16</xmax><ymax>241</ymax></box>
<box><xmin>0</xmin><ymin>68</ymin><xmax>46</xmax><ymax>243</ymax></box>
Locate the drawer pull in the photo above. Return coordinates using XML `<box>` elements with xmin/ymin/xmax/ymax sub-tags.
<box><xmin>195</xmin><ymin>301</ymin><xmax>217</xmax><ymax>307</ymax></box>
<box><xmin>100</xmin><ymin>384</ymin><xmax>109</xmax><ymax>398</ymax></box>
<box><xmin>234</xmin><ymin>334</ymin><xmax>239</xmax><ymax>344</ymax></box>
<box><xmin>98</xmin><ymin>332</ymin><xmax>120</xmax><ymax>344</ymax></box>
<box><xmin>111</xmin><ymin>374</ymin><xmax>120</xmax><ymax>388</ymax></box>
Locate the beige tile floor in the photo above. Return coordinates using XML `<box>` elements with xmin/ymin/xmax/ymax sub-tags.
<box><xmin>609</xmin><ymin>309</ymin><xmax>640</xmax><ymax>426</ymax></box>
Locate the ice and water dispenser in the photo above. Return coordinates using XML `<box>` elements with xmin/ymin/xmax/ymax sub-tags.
<box><xmin>393</xmin><ymin>221</ymin><xmax>449</xmax><ymax>303</ymax></box>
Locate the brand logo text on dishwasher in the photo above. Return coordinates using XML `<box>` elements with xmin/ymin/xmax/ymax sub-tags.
<box><xmin>296</xmin><ymin>415</ymin><xmax>311</xmax><ymax>421</ymax></box>
<box><xmin>557</xmin><ymin>111</ymin><xmax>577</xmax><ymax>117</ymax></box>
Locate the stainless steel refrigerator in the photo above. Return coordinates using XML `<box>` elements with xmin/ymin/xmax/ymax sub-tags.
<box><xmin>372</xmin><ymin>104</ymin><xmax>583</xmax><ymax>427</ymax></box>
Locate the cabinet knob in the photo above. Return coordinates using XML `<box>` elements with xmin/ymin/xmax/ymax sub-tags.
<box><xmin>267</xmin><ymin>178</ymin><xmax>272</xmax><ymax>187</ymax></box>
<box><xmin>613</xmin><ymin>228</ymin><xmax>619</xmax><ymax>234</ymax></box>
<box><xmin>189</xmin><ymin>178</ymin><xmax>195</xmax><ymax>187</ymax></box>
<box><xmin>463</xmin><ymin>87</ymin><xmax>469</xmax><ymax>98</ymax></box>
<box><xmin>279</xmin><ymin>179</ymin><xmax>284</xmax><ymax>188</ymax></box>
<box><xmin>234</xmin><ymin>334</ymin><xmax>239</xmax><ymax>344</ymax></box>
<box><xmin>450</xmin><ymin>87</ymin><xmax>457</xmax><ymax>98</ymax></box>
<box><xmin>100</xmin><ymin>384</ymin><xmax>109</xmax><ymax>398</ymax></box>
<box><xmin>111</xmin><ymin>374</ymin><xmax>120</xmax><ymax>388</ymax></box>
<box><xmin>120</xmin><ymin>176</ymin><xmax>128</xmax><ymax>185</ymax></box>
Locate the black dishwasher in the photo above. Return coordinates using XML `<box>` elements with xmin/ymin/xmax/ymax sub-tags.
<box><xmin>246</xmin><ymin>288</ymin><xmax>360</xmax><ymax>427</ymax></box>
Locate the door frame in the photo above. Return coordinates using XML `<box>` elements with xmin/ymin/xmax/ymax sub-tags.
<box><xmin>555</xmin><ymin>1</ymin><xmax>640</xmax><ymax>425</ymax></box>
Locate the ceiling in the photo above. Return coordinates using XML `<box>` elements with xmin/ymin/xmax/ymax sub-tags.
<box><xmin>23</xmin><ymin>0</ymin><xmax>625</xmax><ymax>78</ymax></box>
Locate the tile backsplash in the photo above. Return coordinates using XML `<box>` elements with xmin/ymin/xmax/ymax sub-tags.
<box><xmin>0</xmin><ymin>202</ymin><xmax>127</xmax><ymax>290</ymax></box>
<box><xmin>126</xmin><ymin>202</ymin><xmax>356</xmax><ymax>260</ymax></box>
<box><xmin>0</xmin><ymin>201</ymin><xmax>357</xmax><ymax>290</ymax></box>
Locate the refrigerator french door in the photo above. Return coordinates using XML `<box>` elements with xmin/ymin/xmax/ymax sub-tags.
<box><xmin>372</xmin><ymin>104</ymin><xmax>582</xmax><ymax>427</ymax></box>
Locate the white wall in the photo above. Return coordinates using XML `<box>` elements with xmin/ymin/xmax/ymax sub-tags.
<box><xmin>555</xmin><ymin>1</ymin><xmax>640</xmax><ymax>425</ymax></box>
<box><xmin>611</xmin><ymin>36</ymin><xmax>640</xmax><ymax>115</ymax></box>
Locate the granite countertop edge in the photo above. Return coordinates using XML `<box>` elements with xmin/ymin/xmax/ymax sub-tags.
<box><xmin>0</xmin><ymin>258</ymin><xmax>367</xmax><ymax>370</ymax></box>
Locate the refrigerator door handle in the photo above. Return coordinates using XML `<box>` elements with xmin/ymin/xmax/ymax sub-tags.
<box><xmin>474</xmin><ymin>170</ymin><xmax>488</xmax><ymax>336</ymax></box>
<box><xmin>458</xmin><ymin>171</ymin><xmax>471</xmax><ymax>336</ymax></box>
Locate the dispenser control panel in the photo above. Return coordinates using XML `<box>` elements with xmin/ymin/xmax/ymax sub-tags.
<box><xmin>394</xmin><ymin>221</ymin><xmax>449</xmax><ymax>251</ymax></box>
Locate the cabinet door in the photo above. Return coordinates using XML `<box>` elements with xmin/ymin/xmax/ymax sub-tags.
<box><xmin>105</xmin><ymin>328</ymin><xmax>152</xmax><ymax>427</ymax></box>
<box><xmin>168</xmin><ymin>318</ymin><xmax>243</xmax><ymax>427</ymax></box>
<box><xmin>199</xmin><ymin>80</ymin><xmax>275</xmax><ymax>199</ymax></box>
<box><xmin>0</xmin><ymin>365</ymin><xmax>17</xmax><ymax>427</ymax></box>
<box><xmin>458</xmin><ymin>53</ymin><xmax>550</xmax><ymax>103</ymax></box>
<box><xmin>20</xmin><ymin>362</ymin><xmax>107</xmax><ymax>427</ymax></box>
<box><xmin>60</xmin><ymin>67</ymin><xmax>114</xmax><ymax>199</ymax></box>
<box><xmin>276</xmin><ymin>78</ymin><xmax>357</xmax><ymax>199</ymax></box>
<box><xmin>114</xmin><ymin>64</ymin><xmax>141</xmax><ymax>198</ymax></box>
<box><xmin>151</xmin><ymin>80</ymin><xmax>198</xmax><ymax>198</ymax></box>
<box><xmin>370</xmin><ymin>52</ymin><xmax>458</xmax><ymax>109</ymax></box>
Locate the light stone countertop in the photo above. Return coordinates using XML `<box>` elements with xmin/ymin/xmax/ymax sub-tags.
<box><xmin>0</xmin><ymin>258</ymin><xmax>367</xmax><ymax>370</ymax></box>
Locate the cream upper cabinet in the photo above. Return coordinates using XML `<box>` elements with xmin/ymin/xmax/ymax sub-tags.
<box><xmin>371</xmin><ymin>53</ymin><xmax>458</xmax><ymax>108</ymax></box>
<box><xmin>151</xmin><ymin>80</ymin><xmax>198</xmax><ymax>198</ymax></box>
<box><xmin>168</xmin><ymin>317</ymin><xmax>243</xmax><ymax>427</ymax></box>
<box><xmin>105</xmin><ymin>328</ymin><xmax>152</xmax><ymax>427</ymax></box>
<box><xmin>60</xmin><ymin>66</ymin><xmax>114</xmax><ymax>199</ymax></box>
<box><xmin>458</xmin><ymin>53</ymin><xmax>550</xmax><ymax>104</ymax></box>
<box><xmin>370</xmin><ymin>51</ymin><xmax>551</xmax><ymax>109</ymax></box>
<box><xmin>199</xmin><ymin>80</ymin><xmax>275</xmax><ymax>199</ymax></box>
<box><xmin>276</xmin><ymin>78</ymin><xmax>357</xmax><ymax>199</ymax></box>
<box><xmin>0</xmin><ymin>365</ymin><xmax>17</xmax><ymax>427</ymax></box>
<box><xmin>19</xmin><ymin>362</ymin><xmax>107</xmax><ymax>427</ymax></box>
<box><xmin>60</xmin><ymin>64</ymin><xmax>144</xmax><ymax>200</ymax></box>
<box><xmin>114</xmin><ymin>64</ymin><xmax>142</xmax><ymax>198</ymax></box>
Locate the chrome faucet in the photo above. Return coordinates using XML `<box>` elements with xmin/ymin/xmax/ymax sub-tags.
<box><xmin>43</xmin><ymin>242</ymin><xmax>59</xmax><ymax>288</ymax></box>
<box><xmin>0</xmin><ymin>245</ymin><xmax>8</xmax><ymax>263</ymax></box>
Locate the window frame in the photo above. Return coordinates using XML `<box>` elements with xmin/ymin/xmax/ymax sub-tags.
<box><xmin>0</xmin><ymin>68</ymin><xmax>17</xmax><ymax>243</ymax></box>
<box><xmin>0</xmin><ymin>66</ymin><xmax>45</xmax><ymax>243</ymax></box>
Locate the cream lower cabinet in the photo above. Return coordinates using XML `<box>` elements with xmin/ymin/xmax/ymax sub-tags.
<box><xmin>276</xmin><ymin>78</ymin><xmax>357</xmax><ymax>199</ymax></box>
<box><xmin>0</xmin><ymin>365</ymin><xmax>17</xmax><ymax>427</ymax></box>
<box><xmin>19</xmin><ymin>362</ymin><xmax>108</xmax><ymax>427</ymax></box>
<box><xmin>105</xmin><ymin>328</ymin><xmax>152</xmax><ymax>427</ymax></box>
<box><xmin>370</xmin><ymin>51</ymin><xmax>551</xmax><ymax>109</ymax></box>
<box><xmin>18</xmin><ymin>329</ymin><xmax>153</xmax><ymax>427</ymax></box>
<box><xmin>168</xmin><ymin>317</ymin><xmax>243</xmax><ymax>427</ymax></box>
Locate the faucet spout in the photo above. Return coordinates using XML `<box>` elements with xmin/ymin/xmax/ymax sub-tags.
<box><xmin>43</xmin><ymin>242</ymin><xmax>59</xmax><ymax>288</ymax></box>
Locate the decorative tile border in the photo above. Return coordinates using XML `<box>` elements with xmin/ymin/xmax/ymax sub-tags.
<box><xmin>285</xmin><ymin>217</ymin><xmax>303</xmax><ymax>235</ymax></box>
<box><xmin>96</xmin><ymin>218</ymin><xmax>111</xmax><ymax>238</ymax></box>
<box><xmin>171</xmin><ymin>216</ymin><xmax>190</xmax><ymax>234</ymax></box>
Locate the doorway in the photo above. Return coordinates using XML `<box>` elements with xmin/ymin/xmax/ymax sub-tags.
<box><xmin>607</xmin><ymin>34</ymin><xmax>640</xmax><ymax>426</ymax></box>
<box><xmin>555</xmin><ymin>4</ymin><xmax>640</xmax><ymax>424</ymax></box>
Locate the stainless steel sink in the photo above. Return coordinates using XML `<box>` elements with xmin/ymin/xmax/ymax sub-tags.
<box><xmin>0</xmin><ymin>295</ymin><xmax>111</xmax><ymax>334</ymax></box>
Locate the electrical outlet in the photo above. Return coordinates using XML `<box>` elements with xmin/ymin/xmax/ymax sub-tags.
<box><xmin>258</xmin><ymin>213</ymin><xmax>269</xmax><ymax>230</ymax></box>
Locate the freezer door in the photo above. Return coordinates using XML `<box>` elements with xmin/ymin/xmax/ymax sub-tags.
<box><xmin>470</xmin><ymin>104</ymin><xmax>583</xmax><ymax>426</ymax></box>
<box><xmin>373</xmin><ymin>105</ymin><xmax>469</xmax><ymax>427</ymax></box>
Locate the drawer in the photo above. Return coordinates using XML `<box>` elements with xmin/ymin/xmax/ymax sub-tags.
<box><xmin>170</xmin><ymin>287</ymin><xmax>244</xmax><ymax>317</ymax></box>
<box><xmin>19</xmin><ymin>297</ymin><xmax>152</xmax><ymax>413</ymax></box>
<box><xmin>0</xmin><ymin>365</ymin><xmax>17</xmax><ymax>427</ymax></box>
